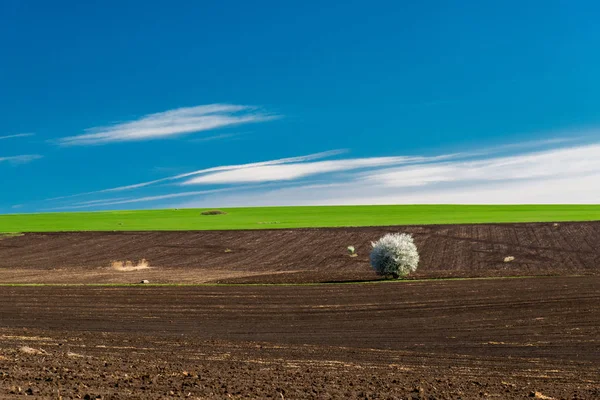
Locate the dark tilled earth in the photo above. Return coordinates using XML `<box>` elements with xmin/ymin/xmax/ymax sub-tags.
<box><xmin>1</xmin><ymin>277</ymin><xmax>600</xmax><ymax>399</ymax></box>
<box><xmin>1</xmin><ymin>223</ymin><xmax>600</xmax><ymax>398</ymax></box>
<box><xmin>1</xmin><ymin>222</ymin><xmax>600</xmax><ymax>283</ymax></box>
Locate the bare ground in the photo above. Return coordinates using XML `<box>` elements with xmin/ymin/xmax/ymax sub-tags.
<box><xmin>1</xmin><ymin>222</ymin><xmax>600</xmax><ymax>284</ymax></box>
<box><xmin>1</xmin><ymin>276</ymin><xmax>599</xmax><ymax>399</ymax></box>
<box><xmin>1</xmin><ymin>222</ymin><xmax>600</xmax><ymax>398</ymax></box>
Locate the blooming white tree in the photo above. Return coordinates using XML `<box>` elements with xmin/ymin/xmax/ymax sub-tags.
<box><xmin>370</xmin><ymin>233</ymin><xmax>419</xmax><ymax>279</ymax></box>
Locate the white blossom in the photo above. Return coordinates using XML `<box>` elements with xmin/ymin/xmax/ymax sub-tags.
<box><xmin>370</xmin><ymin>233</ymin><xmax>419</xmax><ymax>279</ymax></box>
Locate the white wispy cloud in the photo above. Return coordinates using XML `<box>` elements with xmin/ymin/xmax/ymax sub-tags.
<box><xmin>0</xmin><ymin>154</ymin><xmax>42</xmax><ymax>164</ymax></box>
<box><xmin>187</xmin><ymin>132</ymin><xmax>241</xmax><ymax>143</ymax></box>
<box><xmin>57</xmin><ymin>104</ymin><xmax>278</xmax><ymax>146</ymax></box>
<box><xmin>0</xmin><ymin>133</ymin><xmax>34</xmax><ymax>140</ymax></box>
<box><xmin>172</xmin><ymin>141</ymin><xmax>600</xmax><ymax>207</ymax></box>
<box><xmin>49</xmin><ymin>136</ymin><xmax>589</xmax><ymax>203</ymax></box>
<box><xmin>181</xmin><ymin>155</ymin><xmax>457</xmax><ymax>185</ymax></box>
<box><xmin>45</xmin><ymin>150</ymin><xmax>347</xmax><ymax>201</ymax></box>
<box><xmin>361</xmin><ymin>144</ymin><xmax>600</xmax><ymax>188</ymax></box>
<box><xmin>51</xmin><ymin>188</ymin><xmax>239</xmax><ymax>210</ymax></box>
<box><xmin>176</xmin><ymin>173</ymin><xmax>600</xmax><ymax>207</ymax></box>
<box><xmin>179</xmin><ymin>134</ymin><xmax>593</xmax><ymax>186</ymax></box>
<box><xmin>47</xmin><ymin>135</ymin><xmax>600</xmax><ymax>210</ymax></box>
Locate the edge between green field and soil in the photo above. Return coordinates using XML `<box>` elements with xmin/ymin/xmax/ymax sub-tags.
<box><xmin>2</xmin><ymin>205</ymin><xmax>600</xmax><ymax>233</ymax></box>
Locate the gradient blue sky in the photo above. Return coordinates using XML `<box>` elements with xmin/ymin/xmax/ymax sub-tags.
<box><xmin>2</xmin><ymin>0</ymin><xmax>600</xmax><ymax>213</ymax></box>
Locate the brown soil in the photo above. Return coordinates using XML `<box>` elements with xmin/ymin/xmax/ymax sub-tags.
<box><xmin>1</xmin><ymin>222</ymin><xmax>600</xmax><ymax>398</ymax></box>
<box><xmin>1</xmin><ymin>276</ymin><xmax>599</xmax><ymax>399</ymax></box>
<box><xmin>1</xmin><ymin>222</ymin><xmax>600</xmax><ymax>284</ymax></box>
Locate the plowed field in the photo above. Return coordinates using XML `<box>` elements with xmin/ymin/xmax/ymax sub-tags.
<box><xmin>1</xmin><ymin>222</ymin><xmax>600</xmax><ymax>399</ymax></box>
<box><xmin>1</xmin><ymin>222</ymin><xmax>599</xmax><ymax>283</ymax></box>
<box><xmin>1</xmin><ymin>277</ymin><xmax>599</xmax><ymax>399</ymax></box>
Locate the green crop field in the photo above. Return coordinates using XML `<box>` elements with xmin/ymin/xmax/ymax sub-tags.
<box><xmin>1</xmin><ymin>205</ymin><xmax>600</xmax><ymax>233</ymax></box>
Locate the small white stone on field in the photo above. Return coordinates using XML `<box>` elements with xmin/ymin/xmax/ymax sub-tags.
<box><xmin>140</xmin><ymin>280</ymin><xmax>150</xmax><ymax>284</ymax></box>
<box><xmin>504</xmin><ymin>256</ymin><xmax>515</xmax><ymax>263</ymax></box>
<box><xmin>347</xmin><ymin>246</ymin><xmax>358</xmax><ymax>257</ymax></box>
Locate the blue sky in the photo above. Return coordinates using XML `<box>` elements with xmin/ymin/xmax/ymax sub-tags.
<box><xmin>2</xmin><ymin>0</ymin><xmax>600</xmax><ymax>213</ymax></box>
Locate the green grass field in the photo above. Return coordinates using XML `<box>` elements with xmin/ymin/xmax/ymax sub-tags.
<box><xmin>1</xmin><ymin>205</ymin><xmax>600</xmax><ymax>233</ymax></box>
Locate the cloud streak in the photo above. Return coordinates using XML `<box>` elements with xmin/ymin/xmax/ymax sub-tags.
<box><xmin>57</xmin><ymin>104</ymin><xmax>278</xmax><ymax>146</ymax></box>
<box><xmin>172</xmin><ymin>141</ymin><xmax>600</xmax><ymax>207</ymax></box>
<box><xmin>178</xmin><ymin>135</ymin><xmax>595</xmax><ymax>186</ymax></box>
<box><xmin>50</xmin><ymin>188</ymin><xmax>240</xmax><ymax>210</ymax></box>
<box><xmin>181</xmin><ymin>155</ymin><xmax>457</xmax><ymax>185</ymax></box>
<box><xmin>46</xmin><ymin>135</ymin><xmax>600</xmax><ymax>210</ymax></box>
<box><xmin>0</xmin><ymin>133</ymin><xmax>35</xmax><ymax>140</ymax></box>
<box><xmin>0</xmin><ymin>154</ymin><xmax>42</xmax><ymax>164</ymax></box>
<box><xmin>361</xmin><ymin>144</ymin><xmax>600</xmax><ymax>188</ymax></box>
<box><xmin>45</xmin><ymin>150</ymin><xmax>347</xmax><ymax>201</ymax></box>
